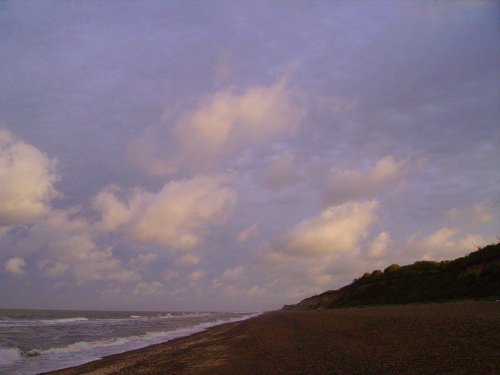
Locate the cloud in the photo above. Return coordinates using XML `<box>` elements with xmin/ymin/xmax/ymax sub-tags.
<box><xmin>447</xmin><ymin>199</ymin><xmax>495</xmax><ymax>225</ymax></box>
<box><xmin>0</xmin><ymin>129</ymin><xmax>59</xmax><ymax>224</ymax></box>
<box><xmin>252</xmin><ymin>200</ymin><xmax>379</xmax><ymax>299</ymax></box>
<box><xmin>261</xmin><ymin>152</ymin><xmax>300</xmax><ymax>190</ymax></box>
<box><xmin>0</xmin><ymin>2</ymin><xmax>497</xmax><ymax>311</ymax></box>
<box><xmin>322</xmin><ymin>156</ymin><xmax>406</xmax><ymax>204</ymax></box>
<box><xmin>93</xmin><ymin>175</ymin><xmax>236</xmax><ymax>250</ymax></box>
<box><xmin>133</xmin><ymin>281</ymin><xmax>163</xmax><ymax>296</ymax></box>
<box><xmin>211</xmin><ymin>266</ymin><xmax>248</xmax><ymax>297</ymax></box>
<box><xmin>13</xmin><ymin>208</ymin><xmax>142</xmax><ymax>284</ymax></box>
<box><xmin>220</xmin><ymin>284</ymin><xmax>265</xmax><ymax>299</ymax></box>
<box><xmin>91</xmin><ymin>185</ymin><xmax>134</xmax><ymax>232</ymax></box>
<box><xmin>162</xmin><ymin>269</ymin><xmax>179</xmax><ymax>281</ymax></box>
<box><xmin>133</xmin><ymin>78</ymin><xmax>305</xmax><ymax>175</ymax></box>
<box><xmin>0</xmin><ymin>130</ymin><xmax>140</xmax><ymax>285</ymax></box>
<box><xmin>407</xmin><ymin>227</ymin><xmax>493</xmax><ymax>260</ymax></box>
<box><xmin>221</xmin><ymin>265</ymin><xmax>246</xmax><ymax>280</ymax></box>
<box><xmin>5</xmin><ymin>257</ymin><xmax>26</xmax><ymax>275</ymax></box>
<box><xmin>187</xmin><ymin>269</ymin><xmax>205</xmax><ymax>283</ymax></box>
<box><xmin>300</xmin><ymin>265</ymin><xmax>333</xmax><ymax>287</ymax></box>
<box><xmin>178</xmin><ymin>254</ymin><xmax>201</xmax><ymax>267</ymax></box>
<box><xmin>365</xmin><ymin>231</ymin><xmax>392</xmax><ymax>259</ymax></box>
<box><xmin>236</xmin><ymin>223</ymin><xmax>259</xmax><ymax>243</ymax></box>
<box><xmin>40</xmin><ymin>233</ymin><xmax>140</xmax><ymax>284</ymax></box>
<box><xmin>128</xmin><ymin>253</ymin><xmax>159</xmax><ymax>271</ymax></box>
<box><xmin>281</xmin><ymin>200</ymin><xmax>379</xmax><ymax>256</ymax></box>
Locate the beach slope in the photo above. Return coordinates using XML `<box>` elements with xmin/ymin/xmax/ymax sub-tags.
<box><xmin>42</xmin><ymin>301</ymin><xmax>499</xmax><ymax>375</ymax></box>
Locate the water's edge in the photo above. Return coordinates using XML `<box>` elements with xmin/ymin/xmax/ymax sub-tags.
<box><xmin>0</xmin><ymin>310</ymin><xmax>260</xmax><ymax>375</ymax></box>
<box><xmin>38</xmin><ymin>313</ymin><xmax>261</xmax><ymax>375</ymax></box>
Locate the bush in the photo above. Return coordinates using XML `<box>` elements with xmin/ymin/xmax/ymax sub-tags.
<box><xmin>413</xmin><ymin>260</ymin><xmax>440</xmax><ymax>269</ymax></box>
<box><xmin>384</xmin><ymin>264</ymin><xmax>401</xmax><ymax>273</ymax></box>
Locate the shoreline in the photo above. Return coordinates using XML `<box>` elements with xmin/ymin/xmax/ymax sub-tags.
<box><xmin>41</xmin><ymin>301</ymin><xmax>499</xmax><ymax>375</ymax></box>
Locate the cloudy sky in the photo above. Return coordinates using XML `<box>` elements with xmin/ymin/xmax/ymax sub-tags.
<box><xmin>0</xmin><ymin>1</ymin><xmax>498</xmax><ymax>312</ymax></box>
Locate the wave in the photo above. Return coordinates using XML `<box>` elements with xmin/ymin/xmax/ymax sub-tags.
<box><xmin>129</xmin><ymin>315</ymin><xmax>141</xmax><ymax>319</ymax></box>
<box><xmin>0</xmin><ymin>317</ymin><xmax>90</xmax><ymax>328</ymax></box>
<box><xmin>27</xmin><ymin>338</ymin><xmax>130</xmax><ymax>356</ymax></box>
<box><xmin>27</xmin><ymin>313</ymin><xmax>260</xmax><ymax>358</ymax></box>
<box><xmin>40</xmin><ymin>317</ymin><xmax>89</xmax><ymax>324</ymax></box>
<box><xmin>167</xmin><ymin>312</ymin><xmax>211</xmax><ymax>319</ymax></box>
<box><xmin>0</xmin><ymin>347</ymin><xmax>22</xmax><ymax>366</ymax></box>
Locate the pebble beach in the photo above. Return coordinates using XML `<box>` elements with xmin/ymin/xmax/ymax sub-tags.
<box><xmin>42</xmin><ymin>301</ymin><xmax>499</xmax><ymax>375</ymax></box>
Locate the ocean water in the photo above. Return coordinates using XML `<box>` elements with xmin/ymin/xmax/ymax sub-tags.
<box><xmin>0</xmin><ymin>309</ymin><xmax>258</xmax><ymax>375</ymax></box>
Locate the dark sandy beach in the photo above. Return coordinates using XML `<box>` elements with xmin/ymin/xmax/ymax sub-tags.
<box><xmin>42</xmin><ymin>301</ymin><xmax>499</xmax><ymax>375</ymax></box>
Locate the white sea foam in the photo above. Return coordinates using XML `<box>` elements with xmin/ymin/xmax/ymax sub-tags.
<box><xmin>0</xmin><ymin>312</ymin><xmax>260</xmax><ymax>375</ymax></box>
<box><xmin>28</xmin><ymin>338</ymin><xmax>130</xmax><ymax>356</ymax></box>
<box><xmin>129</xmin><ymin>315</ymin><xmax>141</xmax><ymax>318</ymax></box>
<box><xmin>0</xmin><ymin>347</ymin><xmax>22</xmax><ymax>366</ymax></box>
<box><xmin>28</xmin><ymin>313</ymin><xmax>260</xmax><ymax>358</ymax></box>
<box><xmin>170</xmin><ymin>312</ymin><xmax>211</xmax><ymax>319</ymax></box>
<box><xmin>40</xmin><ymin>317</ymin><xmax>89</xmax><ymax>324</ymax></box>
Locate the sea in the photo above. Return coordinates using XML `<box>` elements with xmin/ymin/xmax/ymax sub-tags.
<box><xmin>0</xmin><ymin>309</ymin><xmax>258</xmax><ymax>375</ymax></box>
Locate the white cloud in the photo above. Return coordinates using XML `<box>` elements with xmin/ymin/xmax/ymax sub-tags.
<box><xmin>323</xmin><ymin>156</ymin><xmax>406</xmax><ymax>204</ymax></box>
<box><xmin>187</xmin><ymin>269</ymin><xmax>205</xmax><ymax>283</ymax></box>
<box><xmin>407</xmin><ymin>227</ymin><xmax>493</xmax><ymax>260</ymax></box>
<box><xmin>221</xmin><ymin>265</ymin><xmax>246</xmax><ymax>280</ymax></box>
<box><xmin>128</xmin><ymin>253</ymin><xmax>159</xmax><ymax>271</ymax></box>
<box><xmin>282</xmin><ymin>200</ymin><xmax>379</xmax><ymax>256</ymax></box>
<box><xmin>5</xmin><ymin>257</ymin><xmax>26</xmax><ymax>275</ymax></box>
<box><xmin>133</xmin><ymin>281</ymin><xmax>163</xmax><ymax>296</ymax></box>
<box><xmin>211</xmin><ymin>266</ymin><xmax>247</xmax><ymax>296</ymax></box>
<box><xmin>221</xmin><ymin>284</ymin><xmax>265</xmax><ymax>298</ymax></box>
<box><xmin>0</xmin><ymin>129</ymin><xmax>59</xmax><ymax>224</ymax></box>
<box><xmin>447</xmin><ymin>199</ymin><xmax>495</xmax><ymax>225</ymax></box>
<box><xmin>251</xmin><ymin>201</ymin><xmax>379</xmax><ymax>301</ymax></box>
<box><xmin>40</xmin><ymin>233</ymin><xmax>140</xmax><ymax>284</ymax></box>
<box><xmin>300</xmin><ymin>265</ymin><xmax>333</xmax><ymax>287</ymax></box>
<box><xmin>43</xmin><ymin>262</ymin><xmax>69</xmax><ymax>277</ymax></box>
<box><xmin>14</xmin><ymin>209</ymin><xmax>142</xmax><ymax>284</ymax></box>
<box><xmin>365</xmin><ymin>231</ymin><xmax>392</xmax><ymax>259</ymax></box>
<box><xmin>94</xmin><ymin>175</ymin><xmax>236</xmax><ymax>250</ymax></box>
<box><xmin>133</xmin><ymin>78</ymin><xmax>305</xmax><ymax>175</ymax></box>
<box><xmin>236</xmin><ymin>223</ymin><xmax>259</xmax><ymax>243</ymax></box>
<box><xmin>178</xmin><ymin>254</ymin><xmax>201</xmax><ymax>267</ymax></box>
<box><xmin>91</xmin><ymin>185</ymin><xmax>134</xmax><ymax>232</ymax></box>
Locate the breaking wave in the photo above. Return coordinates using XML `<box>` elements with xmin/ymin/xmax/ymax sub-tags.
<box><xmin>26</xmin><ymin>313</ymin><xmax>259</xmax><ymax>358</ymax></box>
<box><xmin>40</xmin><ymin>317</ymin><xmax>89</xmax><ymax>324</ymax></box>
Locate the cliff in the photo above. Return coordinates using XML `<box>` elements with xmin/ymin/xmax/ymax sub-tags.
<box><xmin>283</xmin><ymin>242</ymin><xmax>500</xmax><ymax>310</ymax></box>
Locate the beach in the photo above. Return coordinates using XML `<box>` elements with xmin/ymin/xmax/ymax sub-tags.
<box><xmin>42</xmin><ymin>301</ymin><xmax>499</xmax><ymax>375</ymax></box>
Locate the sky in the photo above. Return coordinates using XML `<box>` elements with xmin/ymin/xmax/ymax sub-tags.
<box><xmin>0</xmin><ymin>1</ymin><xmax>499</xmax><ymax>312</ymax></box>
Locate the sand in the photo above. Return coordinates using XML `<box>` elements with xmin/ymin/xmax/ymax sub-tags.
<box><xmin>41</xmin><ymin>301</ymin><xmax>500</xmax><ymax>375</ymax></box>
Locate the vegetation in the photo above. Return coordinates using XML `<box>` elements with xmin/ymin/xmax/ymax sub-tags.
<box><xmin>283</xmin><ymin>242</ymin><xmax>500</xmax><ymax>310</ymax></box>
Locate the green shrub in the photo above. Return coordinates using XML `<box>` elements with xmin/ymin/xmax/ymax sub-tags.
<box><xmin>384</xmin><ymin>264</ymin><xmax>401</xmax><ymax>273</ymax></box>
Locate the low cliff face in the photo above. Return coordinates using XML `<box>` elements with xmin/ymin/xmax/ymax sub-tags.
<box><xmin>284</xmin><ymin>243</ymin><xmax>500</xmax><ymax>310</ymax></box>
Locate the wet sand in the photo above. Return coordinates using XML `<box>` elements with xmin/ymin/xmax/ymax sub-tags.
<box><xmin>42</xmin><ymin>301</ymin><xmax>499</xmax><ymax>375</ymax></box>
